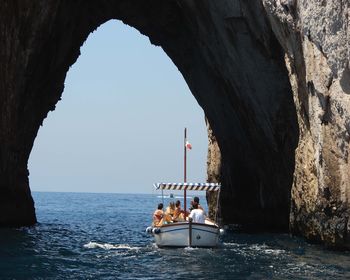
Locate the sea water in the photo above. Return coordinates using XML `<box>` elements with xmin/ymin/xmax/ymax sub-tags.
<box><xmin>0</xmin><ymin>192</ymin><xmax>349</xmax><ymax>279</ymax></box>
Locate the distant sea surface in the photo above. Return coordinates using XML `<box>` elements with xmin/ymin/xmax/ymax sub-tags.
<box><xmin>0</xmin><ymin>192</ymin><xmax>349</xmax><ymax>279</ymax></box>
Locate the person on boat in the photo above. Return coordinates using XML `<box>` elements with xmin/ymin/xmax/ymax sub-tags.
<box><xmin>189</xmin><ymin>196</ymin><xmax>204</xmax><ymax>212</ymax></box>
<box><xmin>189</xmin><ymin>203</ymin><xmax>206</xmax><ymax>223</ymax></box>
<box><xmin>193</xmin><ymin>196</ymin><xmax>205</xmax><ymax>211</ymax></box>
<box><xmin>152</xmin><ymin>203</ymin><xmax>164</xmax><ymax>226</ymax></box>
<box><xmin>153</xmin><ymin>203</ymin><xmax>172</xmax><ymax>226</ymax></box>
<box><xmin>173</xmin><ymin>200</ymin><xmax>186</xmax><ymax>222</ymax></box>
<box><xmin>165</xmin><ymin>201</ymin><xmax>175</xmax><ymax>217</ymax></box>
<box><xmin>189</xmin><ymin>200</ymin><xmax>194</xmax><ymax>211</ymax></box>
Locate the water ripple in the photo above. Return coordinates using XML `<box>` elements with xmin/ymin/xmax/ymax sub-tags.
<box><xmin>0</xmin><ymin>192</ymin><xmax>349</xmax><ymax>279</ymax></box>
<box><xmin>83</xmin><ymin>241</ymin><xmax>141</xmax><ymax>251</ymax></box>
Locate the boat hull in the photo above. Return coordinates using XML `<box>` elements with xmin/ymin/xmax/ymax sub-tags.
<box><xmin>152</xmin><ymin>222</ymin><xmax>220</xmax><ymax>247</ymax></box>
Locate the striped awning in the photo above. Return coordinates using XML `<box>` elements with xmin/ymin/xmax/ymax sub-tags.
<box><xmin>153</xmin><ymin>182</ymin><xmax>220</xmax><ymax>191</ymax></box>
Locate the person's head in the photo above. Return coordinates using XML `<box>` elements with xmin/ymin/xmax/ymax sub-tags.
<box><xmin>169</xmin><ymin>201</ymin><xmax>175</xmax><ymax>210</ymax></box>
<box><xmin>158</xmin><ymin>203</ymin><xmax>163</xmax><ymax>210</ymax></box>
<box><xmin>175</xmin><ymin>200</ymin><xmax>181</xmax><ymax>207</ymax></box>
<box><xmin>194</xmin><ymin>196</ymin><xmax>200</xmax><ymax>204</ymax></box>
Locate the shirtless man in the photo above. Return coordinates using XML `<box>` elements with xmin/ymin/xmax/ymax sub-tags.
<box><xmin>193</xmin><ymin>196</ymin><xmax>204</xmax><ymax>211</ymax></box>
<box><xmin>173</xmin><ymin>200</ymin><xmax>187</xmax><ymax>222</ymax></box>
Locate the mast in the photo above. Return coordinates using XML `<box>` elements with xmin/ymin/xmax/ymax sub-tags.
<box><xmin>184</xmin><ymin>127</ymin><xmax>187</xmax><ymax>219</ymax></box>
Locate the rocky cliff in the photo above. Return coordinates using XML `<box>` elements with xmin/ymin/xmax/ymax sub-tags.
<box><xmin>263</xmin><ymin>0</ymin><xmax>350</xmax><ymax>247</ymax></box>
<box><xmin>0</xmin><ymin>0</ymin><xmax>349</xmax><ymax>248</ymax></box>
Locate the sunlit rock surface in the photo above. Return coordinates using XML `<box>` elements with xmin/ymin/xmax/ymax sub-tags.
<box><xmin>1</xmin><ymin>0</ymin><xmax>349</xmax><ymax>247</ymax></box>
<box><xmin>206</xmin><ymin>120</ymin><xmax>221</xmax><ymax>222</ymax></box>
<box><xmin>263</xmin><ymin>0</ymin><xmax>350</xmax><ymax>248</ymax></box>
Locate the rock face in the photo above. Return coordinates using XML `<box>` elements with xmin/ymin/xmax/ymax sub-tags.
<box><xmin>205</xmin><ymin>119</ymin><xmax>221</xmax><ymax>222</ymax></box>
<box><xmin>263</xmin><ymin>0</ymin><xmax>350</xmax><ymax>247</ymax></box>
<box><xmin>0</xmin><ymin>1</ymin><xmax>349</xmax><ymax>247</ymax></box>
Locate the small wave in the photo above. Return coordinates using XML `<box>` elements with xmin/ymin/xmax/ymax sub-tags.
<box><xmin>223</xmin><ymin>242</ymin><xmax>242</xmax><ymax>247</ymax></box>
<box><xmin>223</xmin><ymin>243</ymin><xmax>286</xmax><ymax>256</ymax></box>
<box><xmin>249</xmin><ymin>244</ymin><xmax>268</xmax><ymax>250</ymax></box>
<box><xmin>184</xmin><ymin>246</ymin><xmax>198</xmax><ymax>251</ymax></box>
<box><xmin>83</xmin><ymin>241</ymin><xmax>140</xmax><ymax>251</ymax></box>
<box><xmin>249</xmin><ymin>244</ymin><xmax>286</xmax><ymax>255</ymax></box>
<box><xmin>263</xmin><ymin>248</ymin><xmax>286</xmax><ymax>255</ymax></box>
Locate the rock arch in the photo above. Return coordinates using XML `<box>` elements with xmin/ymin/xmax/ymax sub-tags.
<box><xmin>0</xmin><ymin>0</ymin><xmax>297</xmax><ymax>229</ymax></box>
<box><xmin>1</xmin><ymin>1</ymin><xmax>349</xmax><ymax>247</ymax></box>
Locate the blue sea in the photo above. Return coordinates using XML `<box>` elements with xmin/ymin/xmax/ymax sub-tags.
<box><xmin>0</xmin><ymin>192</ymin><xmax>349</xmax><ymax>279</ymax></box>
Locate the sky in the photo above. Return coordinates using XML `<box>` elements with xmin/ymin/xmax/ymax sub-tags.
<box><xmin>28</xmin><ymin>20</ymin><xmax>208</xmax><ymax>194</ymax></box>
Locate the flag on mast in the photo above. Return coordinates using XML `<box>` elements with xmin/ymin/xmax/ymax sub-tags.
<box><xmin>185</xmin><ymin>140</ymin><xmax>192</xmax><ymax>150</ymax></box>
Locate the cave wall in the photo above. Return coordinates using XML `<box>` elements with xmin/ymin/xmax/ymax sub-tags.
<box><xmin>205</xmin><ymin>118</ymin><xmax>221</xmax><ymax>222</ymax></box>
<box><xmin>0</xmin><ymin>0</ymin><xmax>109</xmax><ymax>226</ymax></box>
<box><xmin>1</xmin><ymin>0</ymin><xmax>349</xmax><ymax>247</ymax></box>
<box><xmin>263</xmin><ymin>0</ymin><xmax>350</xmax><ymax>247</ymax></box>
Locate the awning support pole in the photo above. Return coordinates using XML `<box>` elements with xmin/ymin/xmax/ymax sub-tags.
<box><xmin>184</xmin><ymin>128</ymin><xmax>187</xmax><ymax>220</ymax></box>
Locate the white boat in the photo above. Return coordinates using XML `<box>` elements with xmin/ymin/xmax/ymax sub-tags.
<box><xmin>146</xmin><ymin>128</ymin><xmax>223</xmax><ymax>248</ymax></box>
<box><xmin>146</xmin><ymin>182</ymin><xmax>223</xmax><ymax>248</ymax></box>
